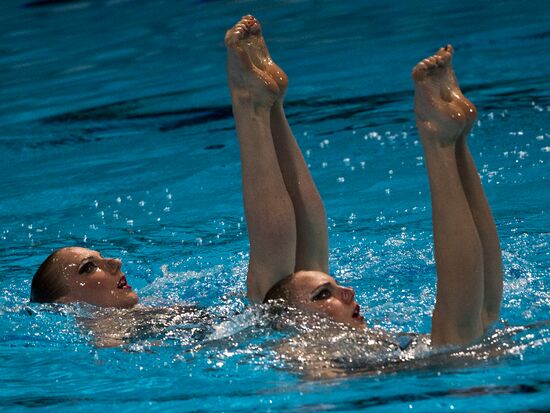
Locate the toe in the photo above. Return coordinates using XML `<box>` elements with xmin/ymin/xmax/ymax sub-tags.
<box><xmin>412</xmin><ymin>63</ymin><xmax>427</xmax><ymax>81</ymax></box>
<box><xmin>225</xmin><ymin>29</ymin><xmax>237</xmax><ymax>47</ymax></box>
<box><xmin>417</xmin><ymin>62</ymin><xmax>428</xmax><ymax>71</ymax></box>
<box><xmin>235</xmin><ymin>23</ymin><xmax>248</xmax><ymax>33</ymax></box>
<box><xmin>250</xmin><ymin>20</ymin><xmax>261</xmax><ymax>34</ymax></box>
<box><xmin>436</xmin><ymin>45</ymin><xmax>453</xmax><ymax>65</ymax></box>
<box><xmin>441</xmin><ymin>51</ymin><xmax>452</xmax><ymax>65</ymax></box>
<box><xmin>241</xmin><ymin>15</ymin><xmax>261</xmax><ymax>34</ymax></box>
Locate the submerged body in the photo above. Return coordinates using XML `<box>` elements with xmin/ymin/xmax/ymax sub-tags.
<box><xmin>80</xmin><ymin>304</ymin><xmax>212</xmax><ymax>348</ymax></box>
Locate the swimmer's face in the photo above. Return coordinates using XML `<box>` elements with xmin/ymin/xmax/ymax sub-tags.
<box><xmin>52</xmin><ymin>247</ymin><xmax>138</xmax><ymax>308</ymax></box>
<box><xmin>287</xmin><ymin>271</ymin><xmax>364</xmax><ymax>327</ymax></box>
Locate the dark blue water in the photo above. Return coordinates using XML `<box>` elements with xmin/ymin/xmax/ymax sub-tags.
<box><xmin>1</xmin><ymin>1</ymin><xmax>549</xmax><ymax>412</ymax></box>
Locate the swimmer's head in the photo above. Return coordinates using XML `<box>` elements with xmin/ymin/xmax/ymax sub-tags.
<box><xmin>264</xmin><ymin>270</ymin><xmax>364</xmax><ymax>327</ymax></box>
<box><xmin>31</xmin><ymin>247</ymin><xmax>139</xmax><ymax>308</ymax></box>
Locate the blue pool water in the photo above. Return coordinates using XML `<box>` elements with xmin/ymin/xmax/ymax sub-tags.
<box><xmin>1</xmin><ymin>0</ymin><xmax>549</xmax><ymax>411</ymax></box>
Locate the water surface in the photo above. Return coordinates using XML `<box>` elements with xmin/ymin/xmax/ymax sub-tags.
<box><xmin>1</xmin><ymin>0</ymin><xmax>549</xmax><ymax>411</ymax></box>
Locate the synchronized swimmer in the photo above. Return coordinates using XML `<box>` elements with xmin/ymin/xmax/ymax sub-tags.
<box><xmin>30</xmin><ymin>15</ymin><xmax>503</xmax><ymax>348</ymax></box>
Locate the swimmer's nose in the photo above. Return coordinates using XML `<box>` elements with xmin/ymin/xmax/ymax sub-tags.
<box><xmin>105</xmin><ymin>258</ymin><xmax>122</xmax><ymax>274</ymax></box>
<box><xmin>340</xmin><ymin>286</ymin><xmax>355</xmax><ymax>303</ymax></box>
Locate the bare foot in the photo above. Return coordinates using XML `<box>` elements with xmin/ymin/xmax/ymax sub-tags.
<box><xmin>412</xmin><ymin>45</ymin><xmax>477</xmax><ymax>147</ymax></box>
<box><xmin>239</xmin><ymin>15</ymin><xmax>288</xmax><ymax>102</ymax></box>
<box><xmin>225</xmin><ymin>16</ymin><xmax>281</xmax><ymax>108</ymax></box>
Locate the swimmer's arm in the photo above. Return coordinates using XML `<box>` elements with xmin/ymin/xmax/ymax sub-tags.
<box><xmin>233</xmin><ymin>101</ymin><xmax>297</xmax><ymax>302</ymax></box>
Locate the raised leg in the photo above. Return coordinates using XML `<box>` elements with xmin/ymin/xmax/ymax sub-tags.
<box><xmin>270</xmin><ymin>103</ymin><xmax>329</xmax><ymax>273</ymax></box>
<box><xmin>237</xmin><ymin>16</ymin><xmax>329</xmax><ymax>273</ymax></box>
<box><xmin>413</xmin><ymin>46</ymin><xmax>487</xmax><ymax>346</ymax></box>
<box><xmin>225</xmin><ymin>17</ymin><xmax>296</xmax><ymax>303</ymax></box>
<box><xmin>433</xmin><ymin>46</ymin><xmax>503</xmax><ymax>328</ymax></box>
<box><xmin>455</xmin><ymin>144</ymin><xmax>503</xmax><ymax>327</ymax></box>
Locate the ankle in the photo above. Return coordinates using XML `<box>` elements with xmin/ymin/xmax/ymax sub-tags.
<box><xmin>419</xmin><ymin>134</ymin><xmax>457</xmax><ymax>151</ymax></box>
<box><xmin>231</xmin><ymin>92</ymin><xmax>273</xmax><ymax>111</ymax></box>
<box><xmin>456</xmin><ymin>136</ymin><xmax>469</xmax><ymax>149</ymax></box>
<box><xmin>421</xmin><ymin>140</ymin><xmax>457</xmax><ymax>158</ymax></box>
<box><xmin>232</xmin><ymin>99</ymin><xmax>272</xmax><ymax>119</ymax></box>
<box><xmin>271</xmin><ymin>100</ymin><xmax>284</xmax><ymax>112</ymax></box>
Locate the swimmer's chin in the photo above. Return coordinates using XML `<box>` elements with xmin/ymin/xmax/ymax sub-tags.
<box><xmin>114</xmin><ymin>289</ymin><xmax>139</xmax><ymax>308</ymax></box>
<box><xmin>350</xmin><ymin>317</ymin><xmax>366</xmax><ymax>329</ymax></box>
<box><xmin>125</xmin><ymin>291</ymin><xmax>140</xmax><ymax>308</ymax></box>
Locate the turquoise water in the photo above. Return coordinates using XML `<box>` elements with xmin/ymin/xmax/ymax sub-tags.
<box><xmin>1</xmin><ymin>0</ymin><xmax>549</xmax><ymax>411</ymax></box>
